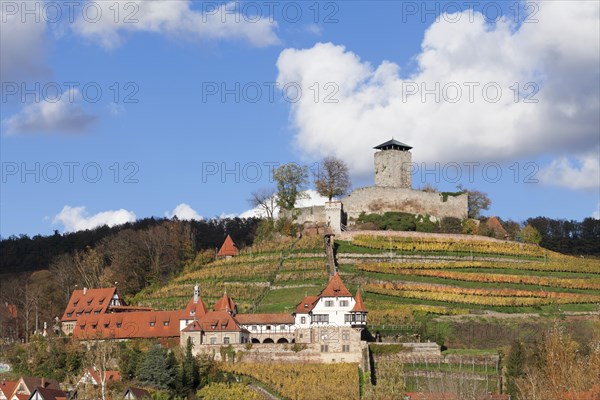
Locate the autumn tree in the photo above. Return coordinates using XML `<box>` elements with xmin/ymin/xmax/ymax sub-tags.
<box><xmin>74</xmin><ymin>247</ymin><xmax>105</xmax><ymax>289</ymax></box>
<box><xmin>520</xmin><ymin>224</ymin><xmax>542</xmax><ymax>244</ymax></box>
<box><xmin>458</xmin><ymin>186</ymin><xmax>492</xmax><ymax>219</ymax></box>
<box><xmin>315</xmin><ymin>156</ymin><xmax>352</xmax><ymax>201</ymax></box>
<box><xmin>273</xmin><ymin>163</ymin><xmax>308</xmax><ymax>210</ymax></box>
<box><xmin>248</xmin><ymin>188</ymin><xmax>277</xmax><ymax>220</ymax></box>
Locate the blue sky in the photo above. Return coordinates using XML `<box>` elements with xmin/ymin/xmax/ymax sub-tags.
<box><xmin>1</xmin><ymin>0</ymin><xmax>599</xmax><ymax>236</ymax></box>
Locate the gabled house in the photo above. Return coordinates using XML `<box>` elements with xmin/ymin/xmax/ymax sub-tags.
<box><xmin>61</xmin><ymin>287</ymin><xmax>124</xmax><ymax>335</ymax></box>
<box><xmin>123</xmin><ymin>387</ymin><xmax>151</xmax><ymax>399</ymax></box>
<box><xmin>77</xmin><ymin>368</ymin><xmax>121</xmax><ymax>387</ymax></box>
<box><xmin>293</xmin><ymin>273</ymin><xmax>367</xmax><ymax>328</ymax></box>
<box><xmin>9</xmin><ymin>378</ymin><xmax>59</xmax><ymax>400</ymax></box>
<box><xmin>0</xmin><ymin>381</ymin><xmax>17</xmax><ymax>400</ymax></box>
<box><xmin>27</xmin><ymin>387</ymin><xmax>68</xmax><ymax>400</ymax></box>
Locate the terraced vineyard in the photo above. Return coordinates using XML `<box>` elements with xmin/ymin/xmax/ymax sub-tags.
<box><xmin>133</xmin><ymin>235</ymin><xmax>328</xmax><ymax>313</ymax></box>
<box><xmin>134</xmin><ymin>232</ymin><xmax>600</xmax><ymax>320</ymax></box>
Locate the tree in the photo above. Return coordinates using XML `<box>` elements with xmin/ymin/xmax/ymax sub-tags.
<box><xmin>459</xmin><ymin>187</ymin><xmax>491</xmax><ymax>219</ymax></box>
<box><xmin>315</xmin><ymin>156</ymin><xmax>351</xmax><ymax>201</ymax></box>
<box><xmin>177</xmin><ymin>338</ymin><xmax>199</xmax><ymax>397</ymax></box>
<box><xmin>137</xmin><ymin>346</ymin><xmax>176</xmax><ymax>391</ymax></box>
<box><xmin>273</xmin><ymin>164</ymin><xmax>308</xmax><ymax>210</ymax></box>
<box><xmin>248</xmin><ymin>188</ymin><xmax>277</xmax><ymax>220</ymax></box>
<box><xmin>506</xmin><ymin>341</ymin><xmax>524</xmax><ymax>398</ymax></box>
<box><xmin>74</xmin><ymin>247</ymin><xmax>105</xmax><ymax>289</ymax></box>
<box><xmin>521</xmin><ymin>224</ymin><xmax>542</xmax><ymax>244</ymax></box>
<box><xmin>85</xmin><ymin>339</ymin><xmax>120</xmax><ymax>400</ymax></box>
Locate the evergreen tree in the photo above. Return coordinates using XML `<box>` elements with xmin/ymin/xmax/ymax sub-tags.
<box><xmin>177</xmin><ymin>338</ymin><xmax>199</xmax><ymax>397</ymax></box>
<box><xmin>506</xmin><ymin>340</ymin><xmax>524</xmax><ymax>398</ymax></box>
<box><xmin>137</xmin><ymin>346</ymin><xmax>176</xmax><ymax>391</ymax></box>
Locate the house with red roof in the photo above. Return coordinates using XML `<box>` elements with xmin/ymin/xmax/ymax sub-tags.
<box><xmin>7</xmin><ymin>378</ymin><xmax>60</xmax><ymax>400</ymax></box>
<box><xmin>27</xmin><ymin>387</ymin><xmax>68</xmax><ymax>400</ymax></box>
<box><xmin>61</xmin><ymin>287</ymin><xmax>124</xmax><ymax>335</ymax></box>
<box><xmin>217</xmin><ymin>235</ymin><xmax>238</xmax><ymax>257</ymax></box>
<box><xmin>123</xmin><ymin>387</ymin><xmax>151</xmax><ymax>399</ymax></box>
<box><xmin>293</xmin><ymin>273</ymin><xmax>367</xmax><ymax>329</ymax></box>
<box><xmin>0</xmin><ymin>381</ymin><xmax>18</xmax><ymax>400</ymax></box>
<box><xmin>77</xmin><ymin>368</ymin><xmax>121</xmax><ymax>387</ymax></box>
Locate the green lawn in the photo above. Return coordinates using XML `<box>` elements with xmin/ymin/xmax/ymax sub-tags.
<box><xmin>254</xmin><ymin>286</ymin><xmax>323</xmax><ymax>313</ymax></box>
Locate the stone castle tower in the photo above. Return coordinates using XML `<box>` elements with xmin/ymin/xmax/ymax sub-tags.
<box><xmin>373</xmin><ymin>139</ymin><xmax>412</xmax><ymax>188</ymax></box>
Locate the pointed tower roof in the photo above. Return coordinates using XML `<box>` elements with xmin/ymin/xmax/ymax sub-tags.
<box><xmin>183</xmin><ymin>295</ymin><xmax>208</xmax><ymax>319</ymax></box>
<box><xmin>320</xmin><ymin>273</ymin><xmax>353</xmax><ymax>297</ymax></box>
<box><xmin>217</xmin><ymin>235</ymin><xmax>238</xmax><ymax>257</ymax></box>
<box><xmin>213</xmin><ymin>292</ymin><xmax>236</xmax><ymax>313</ymax></box>
<box><xmin>351</xmin><ymin>289</ymin><xmax>367</xmax><ymax>312</ymax></box>
<box><xmin>374</xmin><ymin>138</ymin><xmax>412</xmax><ymax>151</ymax></box>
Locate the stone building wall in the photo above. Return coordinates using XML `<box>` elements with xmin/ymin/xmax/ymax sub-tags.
<box><xmin>342</xmin><ymin>186</ymin><xmax>467</xmax><ymax>221</ymax></box>
<box><xmin>374</xmin><ymin>150</ymin><xmax>412</xmax><ymax>188</ymax></box>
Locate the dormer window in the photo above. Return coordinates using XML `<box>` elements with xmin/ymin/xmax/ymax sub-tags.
<box><xmin>104</xmin><ymin>323</ymin><xmax>109</xmax><ymax>328</ymax></box>
<box><xmin>116</xmin><ymin>323</ymin><xmax>122</xmax><ymax>328</ymax></box>
<box><xmin>99</xmin><ymin>300</ymin><xmax>104</xmax><ymax>305</ymax></box>
<box><xmin>149</xmin><ymin>322</ymin><xmax>155</xmax><ymax>327</ymax></box>
<box><xmin>73</xmin><ymin>301</ymin><xmax>78</xmax><ymax>307</ymax></box>
<box><xmin>67</xmin><ymin>313</ymin><xmax>73</xmax><ymax>318</ymax></box>
<box><xmin>221</xmin><ymin>323</ymin><xmax>227</xmax><ymax>329</ymax></box>
<box><xmin>163</xmin><ymin>321</ymin><xmax>169</xmax><ymax>326</ymax></box>
<box><xmin>304</xmin><ymin>304</ymin><xmax>308</xmax><ymax>308</ymax></box>
<box><xmin>76</xmin><ymin>312</ymin><xmax>82</xmax><ymax>317</ymax></box>
<box><xmin>211</xmin><ymin>324</ymin><xmax>217</xmax><ymax>329</ymax></box>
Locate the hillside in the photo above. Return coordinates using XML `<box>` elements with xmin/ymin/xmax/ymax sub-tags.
<box><xmin>134</xmin><ymin>231</ymin><xmax>600</xmax><ymax>322</ymax></box>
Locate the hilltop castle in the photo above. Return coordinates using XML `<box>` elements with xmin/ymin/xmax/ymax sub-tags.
<box><xmin>295</xmin><ymin>139</ymin><xmax>468</xmax><ymax>233</ymax></box>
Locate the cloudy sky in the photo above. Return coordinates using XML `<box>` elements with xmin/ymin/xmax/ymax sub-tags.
<box><xmin>1</xmin><ymin>0</ymin><xmax>599</xmax><ymax>235</ymax></box>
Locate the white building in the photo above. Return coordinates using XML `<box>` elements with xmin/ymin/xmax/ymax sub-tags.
<box><xmin>293</xmin><ymin>273</ymin><xmax>367</xmax><ymax>329</ymax></box>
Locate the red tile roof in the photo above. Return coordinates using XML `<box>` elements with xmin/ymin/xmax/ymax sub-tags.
<box><xmin>320</xmin><ymin>273</ymin><xmax>352</xmax><ymax>297</ymax></box>
<box><xmin>19</xmin><ymin>377</ymin><xmax>60</xmax><ymax>392</ymax></box>
<box><xmin>84</xmin><ymin>368</ymin><xmax>121</xmax><ymax>385</ymax></box>
<box><xmin>61</xmin><ymin>288</ymin><xmax>118</xmax><ymax>322</ymax></box>
<box><xmin>217</xmin><ymin>235</ymin><xmax>238</xmax><ymax>257</ymax></box>
<box><xmin>404</xmin><ymin>393</ymin><xmax>457</xmax><ymax>400</ymax></box>
<box><xmin>73</xmin><ymin>310</ymin><xmax>183</xmax><ymax>340</ymax></box>
<box><xmin>351</xmin><ymin>290</ymin><xmax>367</xmax><ymax>312</ymax></box>
<box><xmin>213</xmin><ymin>292</ymin><xmax>236</xmax><ymax>313</ymax></box>
<box><xmin>235</xmin><ymin>313</ymin><xmax>295</xmax><ymax>325</ymax></box>
<box><xmin>563</xmin><ymin>384</ymin><xmax>600</xmax><ymax>400</ymax></box>
<box><xmin>0</xmin><ymin>380</ymin><xmax>17</xmax><ymax>399</ymax></box>
<box><xmin>294</xmin><ymin>296</ymin><xmax>319</xmax><ymax>314</ymax></box>
<box><xmin>182</xmin><ymin>311</ymin><xmax>245</xmax><ymax>333</ymax></box>
<box><xmin>183</xmin><ymin>296</ymin><xmax>208</xmax><ymax>319</ymax></box>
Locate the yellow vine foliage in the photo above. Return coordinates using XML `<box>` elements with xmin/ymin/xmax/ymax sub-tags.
<box><xmin>220</xmin><ymin>362</ymin><xmax>360</xmax><ymax>400</ymax></box>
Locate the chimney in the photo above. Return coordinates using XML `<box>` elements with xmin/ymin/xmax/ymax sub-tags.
<box><xmin>41</xmin><ymin>377</ymin><xmax>46</xmax><ymax>387</ymax></box>
<box><xmin>83</xmin><ymin>287</ymin><xmax>88</xmax><ymax>295</ymax></box>
<box><xmin>193</xmin><ymin>284</ymin><xmax>199</xmax><ymax>304</ymax></box>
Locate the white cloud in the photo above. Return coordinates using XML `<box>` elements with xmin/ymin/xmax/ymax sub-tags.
<box><xmin>53</xmin><ymin>205</ymin><xmax>136</xmax><ymax>232</ymax></box>
<box><xmin>72</xmin><ymin>0</ymin><xmax>279</xmax><ymax>49</ymax></box>
<box><xmin>592</xmin><ymin>203</ymin><xmax>600</xmax><ymax>220</ymax></box>
<box><xmin>0</xmin><ymin>6</ymin><xmax>48</xmax><ymax>81</ymax></box>
<box><xmin>166</xmin><ymin>203</ymin><xmax>203</xmax><ymax>221</ymax></box>
<box><xmin>239</xmin><ymin>189</ymin><xmax>329</xmax><ymax>218</ymax></box>
<box><xmin>2</xmin><ymin>89</ymin><xmax>96</xmax><ymax>135</ymax></box>
<box><xmin>539</xmin><ymin>151</ymin><xmax>600</xmax><ymax>190</ymax></box>
<box><xmin>276</xmin><ymin>2</ymin><xmax>599</xmax><ymax>178</ymax></box>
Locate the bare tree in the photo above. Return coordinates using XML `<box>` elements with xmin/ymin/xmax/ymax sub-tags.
<box><xmin>248</xmin><ymin>188</ymin><xmax>277</xmax><ymax>219</ymax></box>
<box><xmin>74</xmin><ymin>247</ymin><xmax>105</xmax><ymax>289</ymax></box>
<box><xmin>49</xmin><ymin>253</ymin><xmax>77</xmax><ymax>303</ymax></box>
<box><xmin>315</xmin><ymin>156</ymin><xmax>351</xmax><ymax>201</ymax></box>
<box><xmin>84</xmin><ymin>339</ymin><xmax>120</xmax><ymax>400</ymax></box>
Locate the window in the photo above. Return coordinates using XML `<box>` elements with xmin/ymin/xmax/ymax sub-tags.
<box><xmin>76</xmin><ymin>312</ymin><xmax>82</xmax><ymax>317</ymax></box>
<box><xmin>104</xmin><ymin>323</ymin><xmax>109</xmax><ymax>328</ymax></box>
<box><xmin>149</xmin><ymin>322</ymin><xmax>155</xmax><ymax>327</ymax></box>
<box><xmin>325</xmin><ymin>300</ymin><xmax>334</xmax><ymax>307</ymax></box>
<box><xmin>91</xmin><ymin>324</ymin><xmax>97</xmax><ymax>329</ymax></box>
<box><xmin>342</xmin><ymin>345</ymin><xmax>350</xmax><ymax>352</ymax></box>
<box><xmin>73</xmin><ymin>301</ymin><xmax>78</xmax><ymax>307</ymax></box>
<box><xmin>67</xmin><ymin>313</ymin><xmax>73</xmax><ymax>318</ymax></box>
<box><xmin>94</xmin><ymin>311</ymin><xmax>100</xmax><ymax>315</ymax></box>
<box><xmin>210</xmin><ymin>337</ymin><xmax>216</xmax><ymax>345</ymax></box>
<box><xmin>224</xmin><ymin>337</ymin><xmax>230</xmax><ymax>344</ymax></box>
<box><xmin>251</xmin><ymin>325</ymin><xmax>257</xmax><ymax>331</ymax></box>
<box><xmin>211</xmin><ymin>324</ymin><xmax>217</xmax><ymax>329</ymax></box>
<box><xmin>312</xmin><ymin>314</ymin><xmax>329</xmax><ymax>323</ymax></box>
<box><xmin>342</xmin><ymin>332</ymin><xmax>349</xmax><ymax>341</ymax></box>
<box><xmin>99</xmin><ymin>300</ymin><xmax>104</xmax><ymax>305</ymax></box>
<box><xmin>301</xmin><ymin>317</ymin><xmax>306</xmax><ymax>324</ymax></box>
<box><xmin>344</xmin><ymin>314</ymin><xmax>351</xmax><ymax>323</ymax></box>
<box><xmin>320</xmin><ymin>345</ymin><xmax>328</xmax><ymax>352</ymax></box>
<box><xmin>84</xmin><ymin>311</ymin><xmax>90</xmax><ymax>315</ymax></box>
<box><xmin>163</xmin><ymin>321</ymin><xmax>169</xmax><ymax>326</ymax></box>
<box><xmin>280</xmin><ymin>325</ymin><xmax>286</xmax><ymax>330</ymax></box>
<box><xmin>340</xmin><ymin>300</ymin><xmax>349</xmax><ymax>307</ymax></box>
<box><xmin>266</xmin><ymin>325</ymin><xmax>271</xmax><ymax>331</ymax></box>
<box><xmin>116</xmin><ymin>323</ymin><xmax>122</xmax><ymax>328</ymax></box>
